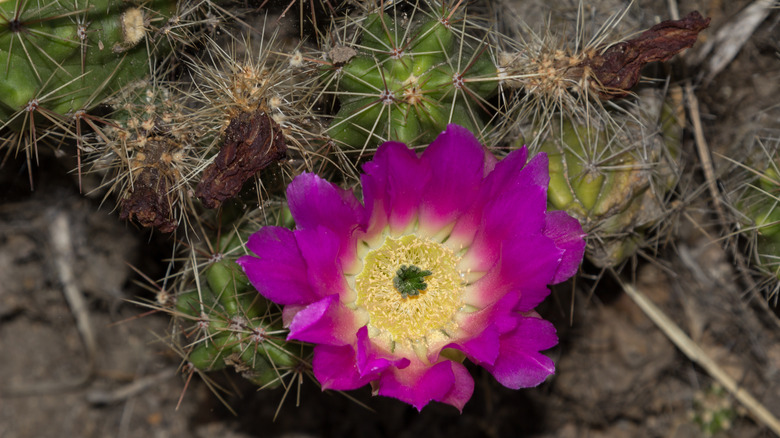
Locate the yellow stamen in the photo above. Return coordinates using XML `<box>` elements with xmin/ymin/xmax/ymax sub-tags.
<box><xmin>354</xmin><ymin>234</ymin><xmax>465</xmax><ymax>357</ymax></box>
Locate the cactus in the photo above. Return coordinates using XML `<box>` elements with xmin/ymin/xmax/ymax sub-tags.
<box><xmin>170</xmin><ymin>206</ymin><xmax>309</xmax><ymax>391</ymax></box>
<box><xmin>84</xmin><ymin>28</ymin><xmax>322</xmax><ymax>233</ymax></box>
<box><xmin>320</xmin><ymin>2</ymin><xmax>499</xmax><ymax>152</ymax></box>
<box><xmin>0</xmin><ymin>0</ymin><xmax>720</xmax><ymax>413</ymax></box>
<box><xmin>536</xmin><ymin>88</ymin><xmax>684</xmax><ymax>268</ymax></box>
<box><xmin>725</xmin><ymin>131</ymin><xmax>780</xmax><ymax>303</ymax></box>
<box><xmin>494</xmin><ymin>4</ymin><xmax>708</xmax><ymax>148</ymax></box>
<box><xmin>85</xmin><ymin>76</ymin><xmax>201</xmax><ymax>232</ymax></box>
<box><xmin>0</xmin><ymin>0</ymin><xmax>176</xmax><ymax>186</ymax></box>
<box><xmin>176</xmin><ymin>259</ymin><xmax>306</xmax><ymax>389</ymax></box>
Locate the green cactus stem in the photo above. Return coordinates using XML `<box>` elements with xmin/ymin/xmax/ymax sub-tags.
<box><xmin>176</xmin><ymin>259</ymin><xmax>303</xmax><ymax>388</ymax></box>
<box><xmin>730</xmin><ymin>138</ymin><xmax>780</xmax><ymax>294</ymax></box>
<box><xmin>538</xmin><ymin>89</ymin><xmax>683</xmax><ymax>268</ymax></box>
<box><xmin>322</xmin><ymin>5</ymin><xmax>498</xmax><ymax>151</ymax></box>
<box><xmin>168</xmin><ymin>206</ymin><xmax>308</xmax><ymax>390</ymax></box>
<box><xmin>0</xmin><ymin>0</ymin><xmax>176</xmax><ymax>189</ymax></box>
<box><xmin>0</xmin><ymin>0</ymin><xmax>175</xmax><ymax>122</ymax></box>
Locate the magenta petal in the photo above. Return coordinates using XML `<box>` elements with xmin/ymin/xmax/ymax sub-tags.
<box><xmin>453</xmin><ymin>291</ymin><xmax>521</xmax><ymax>365</ymax></box>
<box><xmin>438</xmin><ymin>361</ymin><xmax>474</xmax><ymax>412</ymax></box>
<box><xmin>313</xmin><ymin>327</ymin><xmax>404</xmax><ymax>391</ymax></box>
<box><xmin>282</xmin><ymin>304</ymin><xmax>305</xmax><ymax>328</ymax></box>
<box><xmin>483</xmin><ymin>152</ymin><xmax>549</xmax><ymax>232</ymax></box>
<box><xmin>514</xmin><ymin>285</ymin><xmax>557</xmax><ymax>313</ymax></box>
<box><xmin>294</xmin><ymin>227</ymin><xmax>352</xmax><ymax>301</ymax></box>
<box><xmin>287</xmin><ymin>295</ymin><xmax>359</xmax><ymax>346</ymax></box>
<box><xmin>287</xmin><ymin>173</ymin><xmax>364</xmax><ymax>264</ymax></box>
<box><xmin>499</xmin><ymin>233</ymin><xmax>562</xmax><ymax>310</ymax></box>
<box><xmin>313</xmin><ymin>344</ymin><xmax>368</xmax><ymax>390</ymax></box>
<box><xmin>482</xmin><ymin>149</ymin><xmax>498</xmax><ymax>175</ymax></box>
<box><xmin>376</xmin><ymin>360</ymin><xmax>456</xmax><ymax>411</ymax></box>
<box><xmin>449</xmin><ymin>146</ymin><xmax>529</xmax><ymax>247</ymax></box>
<box><xmin>484</xmin><ymin>316</ymin><xmax>558</xmax><ymax>389</ymax></box>
<box><xmin>465</xmin><ymin>233</ymin><xmax>561</xmax><ymax>309</ymax></box>
<box><xmin>418</xmin><ymin>124</ymin><xmax>485</xmax><ymax>232</ymax></box>
<box><xmin>460</xmin><ymin>153</ymin><xmax>550</xmax><ymax>271</ymax></box>
<box><xmin>455</xmin><ymin>322</ymin><xmax>500</xmax><ymax>365</ymax></box>
<box><xmin>238</xmin><ymin>227</ymin><xmax>319</xmax><ymax>305</ymax></box>
<box><xmin>481</xmin><ymin>146</ymin><xmax>530</xmax><ymax>192</ymax></box>
<box><xmin>356</xmin><ymin>326</ymin><xmax>409</xmax><ymax>376</ymax></box>
<box><xmin>544</xmin><ymin>210</ymin><xmax>586</xmax><ymax>284</ymax></box>
<box><xmin>362</xmin><ymin>142</ymin><xmax>429</xmax><ymax>235</ymax></box>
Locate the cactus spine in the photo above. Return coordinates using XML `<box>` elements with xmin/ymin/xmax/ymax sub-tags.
<box><xmin>538</xmin><ymin>88</ymin><xmax>684</xmax><ymax>268</ymax></box>
<box><xmin>0</xmin><ymin>0</ymin><xmax>176</xmax><ymax>186</ymax></box>
<box><xmin>321</xmin><ymin>2</ymin><xmax>498</xmax><ymax>151</ymax></box>
<box><xmin>169</xmin><ymin>206</ymin><xmax>309</xmax><ymax>390</ymax></box>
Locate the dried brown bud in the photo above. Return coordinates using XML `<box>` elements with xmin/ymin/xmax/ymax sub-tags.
<box><xmin>195</xmin><ymin>108</ymin><xmax>287</xmax><ymax>209</ymax></box>
<box><xmin>584</xmin><ymin>11</ymin><xmax>710</xmax><ymax>99</ymax></box>
<box><xmin>120</xmin><ymin>139</ymin><xmax>179</xmax><ymax>233</ymax></box>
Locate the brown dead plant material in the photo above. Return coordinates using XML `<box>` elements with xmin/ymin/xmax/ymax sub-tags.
<box><xmin>120</xmin><ymin>138</ymin><xmax>181</xmax><ymax>233</ymax></box>
<box><xmin>585</xmin><ymin>11</ymin><xmax>711</xmax><ymax>99</ymax></box>
<box><xmin>195</xmin><ymin>108</ymin><xmax>287</xmax><ymax>209</ymax></box>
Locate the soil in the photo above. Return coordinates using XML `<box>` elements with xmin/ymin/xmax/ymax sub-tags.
<box><xmin>2</xmin><ymin>0</ymin><xmax>780</xmax><ymax>437</ymax></box>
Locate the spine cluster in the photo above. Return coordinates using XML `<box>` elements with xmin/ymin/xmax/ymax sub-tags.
<box><xmin>320</xmin><ymin>4</ymin><xmax>498</xmax><ymax>151</ymax></box>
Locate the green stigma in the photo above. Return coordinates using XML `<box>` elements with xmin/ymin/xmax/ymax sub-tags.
<box><xmin>393</xmin><ymin>264</ymin><xmax>432</xmax><ymax>299</ymax></box>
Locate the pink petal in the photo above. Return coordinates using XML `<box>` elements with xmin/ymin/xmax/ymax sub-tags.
<box><xmin>453</xmin><ymin>322</ymin><xmax>500</xmax><ymax>365</ymax></box>
<box><xmin>356</xmin><ymin>326</ymin><xmax>409</xmax><ymax>376</ymax></box>
<box><xmin>438</xmin><ymin>361</ymin><xmax>474</xmax><ymax>412</ymax></box>
<box><xmin>417</xmin><ymin>124</ymin><xmax>485</xmax><ymax>235</ymax></box>
<box><xmin>361</xmin><ymin>142</ymin><xmax>429</xmax><ymax>236</ymax></box>
<box><xmin>448</xmin><ymin>146</ymin><xmax>530</xmax><ymax>248</ymax></box>
<box><xmin>238</xmin><ymin>227</ymin><xmax>320</xmax><ymax>305</ymax></box>
<box><xmin>482</xmin><ymin>148</ymin><xmax>498</xmax><ymax>175</ymax></box>
<box><xmin>282</xmin><ymin>305</ymin><xmax>305</xmax><ymax>327</ymax></box>
<box><xmin>464</xmin><ymin>233</ymin><xmax>562</xmax><ymax>310</ymax></box>
<box><xmin>461</xmin><ymin>153</ymin><xmax>550</xmax><ymax>271</ymax></box>
<box><xmin>376</xmin><ymin>360</ymin><xmax>460</xmax><ymax>411</ymax></box>
<box><xmin>450</xmin><ymin>291</ymin><xmax>522</xmax><ymax>365</ymax></box>
<box><xmin>286</xmin><ymin>173</ymin><xmax>364</xmax><ymax>268</ymax></box>
<box><xmin>287</xmin><ymin>295</ymin><xmax>362</xmax><ymax>346</ymax></box>
<box><xmin>295</xmin><ymin>227</ymin><xmax>355</xmax><ymax>303</ymax></box>
<box><xmin>484</xmin><ymin>316</ymin><xmax>558</xmax><ymax>389</ymax></box>
<box><xmin>544</xmin><ymin>210</ymin><xmax>586</xmax><ymax>284</ymax></box>
<box><xmin>312</xmin><ymin>327</ymin><xmax>406</xmax><ymax>391</ymax></box>
<box><xmin>313</xmin><ymin>344</ymin><xmax>368</xmax><ymax>390</ymax></box>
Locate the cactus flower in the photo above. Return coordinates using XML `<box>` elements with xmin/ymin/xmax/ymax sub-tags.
<box><xmin>238</xmin><ymin>125</ymin><xmax>585</xmax><ymax>410</ymax></box>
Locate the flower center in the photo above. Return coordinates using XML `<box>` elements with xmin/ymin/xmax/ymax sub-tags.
<box><xmin>393</xmin><ymin>264</ymin><xmax>432</xmax><ymax>298</ymax></box>
<box><xmin>355</xmin><ymin>234</ymin><xmax>465</xmax><ymax>348</ymax></box>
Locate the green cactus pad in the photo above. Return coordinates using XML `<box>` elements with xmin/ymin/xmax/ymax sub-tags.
<box><xmin>731</xmin><ymin>138</ymin><xmax>780</xmax><ymax>287</ymax></box>
<box><xmin>323</xmin><ymin>7</ymin><xmax>498</xmax><ymax>150</ymax></box>
<box><xmin>0</xmin><ymin>0</ymin><xmax>174</xmax><ymax>128</ymax></box>
<box><xmin>171</xmin><ymin>209</ymin><xmax>309</xmax><ymax>390</ymax></box>
<box><xmin>176</xmin><ymin>259</ymin><xmax>305</xmax><ymax>389</ymax></box>
<box><xmin>538</xmin><ymin>89</ymin><xmax>683</xmax><ymax>268</ymax></box>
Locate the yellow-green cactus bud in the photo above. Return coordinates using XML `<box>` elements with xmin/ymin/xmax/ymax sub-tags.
<box><xmin>537</xmin><ymin>89</ymin><xmax>683</xmax><ymax>267</ymax></box>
